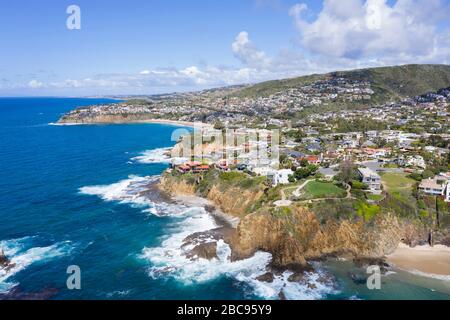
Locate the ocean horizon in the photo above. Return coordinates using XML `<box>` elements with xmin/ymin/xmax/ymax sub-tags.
<box><xmin>1</xmin><ymin>97</ymin><xmax>449</xmax><ymax>300</ymax></box>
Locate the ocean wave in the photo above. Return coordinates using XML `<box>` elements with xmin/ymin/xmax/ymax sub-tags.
<box><xmin>80</xmin><ymin>175</ymin><xmax>156</xmax><ymax>206</ymax></box>
<box><xmin>0</xmin><ymin>237</ymin><xmax>74</xmax><ymax>293</ymax></box>
<box><xmin>79</xmin><ymin>175</ymin><xmax>185</xmax><ymax>216</ymax></box>
<box><xmin>131</xmin><ymin>148</ymin><xmax>172</xmax><ymax>164</ymax></box>
<box><xmin>80</xmin><ymin>175</ymin><xmax>338</xmax><ymax>299</ymax></box>
<box><xmin>141</xmin><ymin>206</ymin><xmax>337</xmax><ymax>300</ymax></box>
<box><xmin>397</xmin><ymin>267</ymin><xmax>450</xmax><ymax>282</ymax></box>
<box><xmin>48</xmin><ymin>122</ymin><xmax>82</xmax><ymax>126</ymax></box>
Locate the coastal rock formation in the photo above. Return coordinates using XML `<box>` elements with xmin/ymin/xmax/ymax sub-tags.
<box><xmin>159</xmin><ymin>177</ymin><xmax>196</xmax><ymax>196</ymax></box>
<box><xmin>58</xmin><ymin>113</ymin><xmax>155</xmax><ymax>124</ymax></box>
<box><xmin>230</xmin><ymin>207</ymin><xmax>405</xmax><ymax>268</ymax></box>
<box><xmin>206</xmin><ymin>185</ymin><xmax>264</xmax><ymax>217</ymax></box>
<box><xmin>185</xmin><ymin>242</ymin><xmax>218</xmax><ymax>261</ymax></box>
<box><xmin>158</xmin><ymin>172</ymin><xmax>422</xmax><ymax>270</ymax></box>
<box><xmin>0</xmin><ymin>248</ymin><xmax>11</xmax><ymax>268</ymax></box>
<box><xmin>159</xmin><ymin>174</ymin><xmax>264</xmax><ymax>218</ymax></box>
<box><xmin>256</xmin><ymin>272</ymin><xmax>274</xmax><ymax>283</ymax></box>
<box><xmin>181</xmin><ymin>227</ymin><xmax>234</xmax><ymax>261</ymax></box>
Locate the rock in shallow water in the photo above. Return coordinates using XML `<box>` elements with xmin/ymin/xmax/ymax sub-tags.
<box><xmin>287</xmin><ymin>272</ymin><xmax>305</xmax><ymax>283</ymax></box>
<box><xmin>353</xmin><ymin>257</ymin><xmax>391</xmax><ymax>274</ymax></box>
<box><xmin>186</xmin><ymin>242</ymin><xmax>218</xmax><ymax>261</ymax></box>
<box><xmin>0</xmin><ymin>248</ymin><xmax>11</xmax><ymax>268</ymax></box>
<box><xmin>0</xmin><ymin>287</ymin><xmax>58</xmax><ymax>300</ymax></box>
<box><xmin>256</xmin><ymin>272</ymin><xmax>274</xmax><ymax>283</ymax></box>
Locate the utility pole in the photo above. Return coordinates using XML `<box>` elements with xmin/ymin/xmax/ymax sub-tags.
<box><xmin>435</xmin><ymin>196</ymin><xmax>441</xmax><ymax>228</ymax></box>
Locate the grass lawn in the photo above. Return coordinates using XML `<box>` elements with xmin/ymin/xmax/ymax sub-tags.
<box><xmin>367</xmin><ymin>193</ymin><xmax>384</xmax><ymax>202</ymax></box>
<box><xmin>380</xmin><ymin>172</ymin><xmax>416</xmax><ymax>203</ymax></box>
<box><xmin>300</xmin><ymin>181</ymin><xmax>346</xmax><ymax>200</ymax></box>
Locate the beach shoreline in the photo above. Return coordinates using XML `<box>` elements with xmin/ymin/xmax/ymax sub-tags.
<box><xmin>386</xmin><ymin>243</ymin><xmax>450</xmax><ymax>280</ymax></box>
<box><xmin>54</xmin><ymin>118</ymin><xmax>207</xmax><ymax>128</ymax></box>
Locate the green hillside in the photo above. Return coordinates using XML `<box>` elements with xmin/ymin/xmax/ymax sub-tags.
<box><xmin>231</xmin><ymin>64</ymin><xmax>450</xmax><ymax>105</ymax></box>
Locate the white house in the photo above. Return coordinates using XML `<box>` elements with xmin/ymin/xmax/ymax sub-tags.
<box><xmin>252</xmin><ymin>167</ymin><xmax>294</xmax><ymax>186</ymax></box>
<box><xmin>399</xmin><ymin>155</ymin><xmax>427</xmax><ymax>169</ymax></box>
<box><xmin>358</xmin><ymin>167</ymin><xmax>382</xmax><ymax>194</ymax></box>
<box><xmin>419</xmin><ymin>178</ymin><xmax>446</xmax><ymax>196</ymax></box>
<box><xmin>272</xmin><ymin>169</ymin><xmax>295</xmax><ymax>186</ymax></box>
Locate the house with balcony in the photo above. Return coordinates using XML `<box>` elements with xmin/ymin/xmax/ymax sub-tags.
<box><xmin>419</xmin><ymin>177</ymin><xmax>446</xmax><ymax>196</ymax></box>
<box><xmin>358</xmin><ymin>167</ymin><xmax>382</xmax><ymax>194</ymax></box>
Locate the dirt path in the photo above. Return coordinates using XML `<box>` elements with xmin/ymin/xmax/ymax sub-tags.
<box><xmin>292</xmin><ymin>179</ymin><xmax>314</xmax><ymax>198</ymax></box>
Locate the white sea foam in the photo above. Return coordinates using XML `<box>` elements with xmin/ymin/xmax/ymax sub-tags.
<box><xmin>131</xmin><ymin>148</ymin><xmax>172</xmax><ymax>164</ymax></box>
<box><xmin>0</xmin><ymin>237</ymin><xmax>73</xmax><ymax>292</ymax></box>
<box><xmin>80</xmin><ymin>175</ymin><xmax>156</xmax><ymax>206</ymax></box>
<box><xmin>79</xmin><ymin>175</ymin><xmax>184</xmax><ymax>216</ymax></box>
<box><xmin>141</xmin><ymin>205</ymin><xmax>338</xmax><ymax>300</ymax></box>
<box><xmin>48</xmin><ymin>122</ymin><xmax>82</xmax><ymax>126</ymax></box>
<box><xmin>399</xmin><ymin>268</ymin><xmax>450</xmax><ymax>282</ymax></box>
<box><xmin>246</xmin><ymin>269</ymin><xmax>337</xmax><ymax>300</ymax></box>
<box><xmin>82</xmin><ymin>175</ymin><xmax>338</xmax><ymax>300</ymax></box>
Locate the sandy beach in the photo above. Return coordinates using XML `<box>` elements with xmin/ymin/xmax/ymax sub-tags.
<box><xmin>387</xmin><ymin>243</ymin><xmax>450</xmax><ymax>279</ymax></box>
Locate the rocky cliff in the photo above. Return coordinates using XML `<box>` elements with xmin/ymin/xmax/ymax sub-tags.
<box><xmin>159</xmin><ymin>172</ymin><xmax>265</xmax><ymax>218</ymax></box>
<box><xmin>159</xmin><ymin>172</ymin><xmax>420</xmax><ymax>269</ymax></box>
<box><xmin>58</xmin><ymin>113</ymin><xmax>155</xmax><ymax>124</ymax></box>
<box><xmin>230</xmin><ymin>208</ymin><xmax>406</xmax><ymax>268</ymax></box>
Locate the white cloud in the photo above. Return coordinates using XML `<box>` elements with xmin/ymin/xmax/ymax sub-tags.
<box><xmin>11</xmin><ymin>2</ymin><xmax>450</xmax><ymax>96</ymax></box>
<box><xmin>28</xmin><ymin>80</ymin><xmax>43</xmax><ymax>88</ymax></box>
<box><xmin>289</xmin><ymin>0</ymin><xmax>450</xmax><ymax>63</ymax></box>
<box><xmin>232</xmin><ymin>31</ymin><xmax>272</xmax><ymax>69</ymax></box>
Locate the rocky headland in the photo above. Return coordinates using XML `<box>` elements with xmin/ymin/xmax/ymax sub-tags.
<box><xmin>158</xmin><ymin>170</ymin><xmax>428</xmax><ymax>272</ymax></box>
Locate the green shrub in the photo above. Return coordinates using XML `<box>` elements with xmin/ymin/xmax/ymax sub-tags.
<box><xmin>419</xmin><ymin>210</ymin><xmax>429</xmax><ymax>218</ymax></box>
<box><xmin>354</xmin><ymin>201</ymin><xmax>381</xmax><ymax>221</ymax></box>
<box><xmin>351</xmin><ymin>180</ymin><xmax>368</xmax><ymax>190</ymax></box>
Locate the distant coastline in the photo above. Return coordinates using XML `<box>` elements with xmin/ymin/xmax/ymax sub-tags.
<box><xmin>53</xmin><ymin>118</ymin><xmax>201</xmax><ymax>128</ymax></box>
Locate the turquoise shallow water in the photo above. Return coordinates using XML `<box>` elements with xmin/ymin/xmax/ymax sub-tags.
<box><xmin>0</xmin><ymin>97</ymin><xmax>449</xmax><ymax>300</ymax></box>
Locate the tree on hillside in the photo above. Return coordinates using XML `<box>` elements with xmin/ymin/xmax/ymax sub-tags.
<box><xmin>336</xmin><ymin>159</ymin><xmax>357</xmax><ymax>184</ymax></box>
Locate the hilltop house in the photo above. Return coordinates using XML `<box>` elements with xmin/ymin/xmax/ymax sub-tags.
<box><xmin>358</xmin><ymin>168</ymin><xmax>382</xmax><ymax>194</ymax></box>
<box><xmin>272</xmin><ymin>169</ymin><xmax>295</xmax><ymax>186</ymax></box>
<box><xmin>419</xmin><ymin>177</ymin><xmax>447</xmax><ymax>196</ymax></box>
<box><xmin>252</xmin><ymin>167</ymin><xmax>294</xmax><ymax>186</ymax></box>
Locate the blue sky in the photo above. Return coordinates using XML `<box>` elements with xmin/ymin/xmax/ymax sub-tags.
<box><xmin>0</xmin><ymin>0</ymin><xmax>449</xmax><ymax>96</ymax></box>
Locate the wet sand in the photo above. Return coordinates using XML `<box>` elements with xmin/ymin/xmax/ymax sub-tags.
<box><xmin>387</xmin><ymin>244</ymin><xmax>450</xmax><ymax>279</ymax></box>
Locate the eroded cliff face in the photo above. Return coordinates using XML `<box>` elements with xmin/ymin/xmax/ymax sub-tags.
<box><xmin>230</xmin><ymin>208</ymin><xmax>407</xmax><ymax>268</ymax></box>
<box><xmin>159</xmin><ymin>174</ymin><xmax>265</xmax><ymax>217</ymax></box>
<box><xmin>159</xmin><ymin>176</ymin><xmax>196</xmax><ymax>196</ymax></box>
<box><xmin>58</xmin><ymin>114</ymin><xmax>154</xmax><ymax>124</ymax></box>
<box><xmin>206</xmin><ymin>185</ymin><xmax>264</xmax><ymax>217</ymax></box>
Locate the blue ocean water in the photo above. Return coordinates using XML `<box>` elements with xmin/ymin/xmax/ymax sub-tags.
<box><xmin>0</xmin><ymin>98</ymin><xmax>449</xmax><ymax>300</ymax></box>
